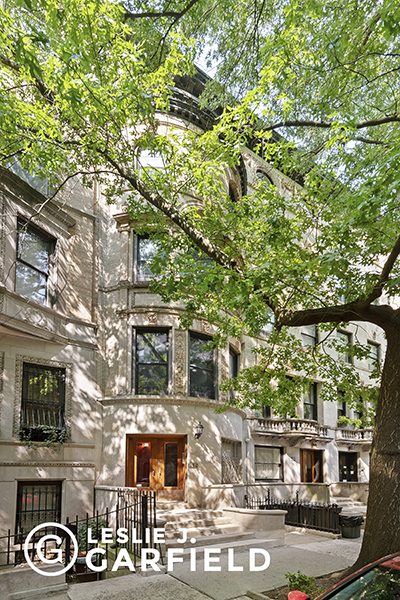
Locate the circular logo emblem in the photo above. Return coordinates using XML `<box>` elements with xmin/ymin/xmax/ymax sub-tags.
<box><xmin>24</xmin><ymin>522</ymin><xmax>78</xmax><ymax>577</ymax></box>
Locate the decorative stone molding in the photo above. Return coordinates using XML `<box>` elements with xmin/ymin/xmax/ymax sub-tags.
<box><xmin>13</xmin><ymin>355</ymin><xmax>73</xmax><ymax>438</ymax></box>
<box><xmin>0</xmin><ymin>351</ymin><xmax>4</xmax><ymax>435</ymax></box>
<box><xmin>174</xmin><ymin>329</ymin><xmax>187</xmax><ymax>395</ymax></box>
<box><xmin>202</xmin><ymin>320</ymin><xmax>210</xmax><ymax>334</ymax></box>
<box><xmin>20</xmin><ymin>308</ymin><xmax>49</xmax><ymax>329</ymax></box>
<box><xmin>99</xmin><ymin>395</ymin><xmax>222</xmax><ymax>409</ymax></box>
<box><xmin>146</xmin><ymin>312</ymin><xmax>158</xmax><ymax>325</ymax></box>
<box><xmin>0</xmin><ymin>193</ymin><xmax>6</xmax><ymax>314</ymax></box>
<box><xmin>0</xmin><ymin>461</ymin><xmax>95</xmax><ymax>468</ymax></box>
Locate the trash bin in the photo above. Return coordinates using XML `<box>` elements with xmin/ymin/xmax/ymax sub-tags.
<box><xmin>339</xmin><ymin>514</ymin><xmax>364</xmax><ymax>538</ymax></box>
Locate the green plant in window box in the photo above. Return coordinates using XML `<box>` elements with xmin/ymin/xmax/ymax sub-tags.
<box><xmin>337</xmin><ymin>416</ymin><xmax>363</xmax><ymax>429</ymax></box>
<box><xmin>18</xmin><ymin>425</ymin><xmax>68</xmax><ymax>450</ymax></box>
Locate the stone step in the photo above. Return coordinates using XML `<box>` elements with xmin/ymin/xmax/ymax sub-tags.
<box><xmin>163</xmin><ymin>516</ymin><xmax>235</xmax><ymax>529</ymax></box>
<box><xmin>165</xmin><ymin>534</ymin><xmax>282</xmax><ymax>557</ymax></box>
<box><xmin>331</xmin><ymin>497</ymin><xmax>366</xmax><ymax>507</ymax></box>
<box><xmin>165</xmin><ymin>523</ymin><xmax>244</xmax><ymax>541</ymax></box>
<box><xmin>165</xmin><ymin>530</ymin><xmax>255</xmax><ymax>549</ymax></box>
<box><xmin>157</xmin><ymin>501</ymin><xmax>188</xmax><ymax>511</ymax></box>
<box><xmin>157</xmin><ymin>508</ymin><xmax>225</xmax><ymax>521</ymax></box>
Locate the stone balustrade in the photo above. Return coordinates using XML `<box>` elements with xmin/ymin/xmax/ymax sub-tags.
<box><xmin>250</xmin><ymin>417</ymin><xmax>329</xmax><ymax>438</ymax></box>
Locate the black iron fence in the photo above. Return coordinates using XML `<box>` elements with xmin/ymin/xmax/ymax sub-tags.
<box><xmin>0</xmin><ymin>488</ymin><xmax>163</xmax><ymax>581</ymax></box>
<box><xmin>245</xmin><ymin>491</ymin><xmax>342</xmax><ymax>534</ymax></box>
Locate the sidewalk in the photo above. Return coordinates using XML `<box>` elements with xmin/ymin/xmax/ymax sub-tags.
<box><xmin>32</xmin><ymin>530</ymin><xmax>363</xmax><ymax>600</ymax></box>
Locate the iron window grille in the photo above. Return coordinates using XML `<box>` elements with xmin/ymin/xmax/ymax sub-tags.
<box><xmin>134</xmin><ymin>329</ymin><xmax>170</xmax><ymax>395</ymax></box>
<box><xmin>16</xmin><ymin>481</ymin><xmax>62</xmax><ymax>541</ymax></box>
<box><xmin>189</xmin><ymin>332</ymin><xmax>216</xmax><ymax>399</ymax></box>
<box><xmin>337</xmin><ymin>330</ymin><xmax>353</xmax><ymax>364</ymax></box>
<box><xmin>255</xmin><ymin>446</ymin><xmax>283</xmax><ymax>481</ymax></box>
<box><xmin>15</xmin><ymin>219</ymin><xmax>55</xmax><ymax>305</ymax></box>
<box><xmin>221</xmin><ymin>439</ymin><xmax>242</xmax><ymax>483</ymax></box>
<box><xmin>304</xmin><ymin>382</ymin><xmax>318</xmax><ymax>421</ymax></box>
<box><xmin>20</xmin><ymin>363</ymin><xmax>66</xmax><ymax>441</ymax></box>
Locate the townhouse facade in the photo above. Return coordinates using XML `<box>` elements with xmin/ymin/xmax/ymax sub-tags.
<box><xmin>0</xmin><ymin>70</ymin><xmax>381</xmax><ymax>548</ymax></box>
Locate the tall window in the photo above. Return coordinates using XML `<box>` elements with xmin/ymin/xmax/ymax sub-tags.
<box><xmin>221</xmin><ymin>439</ymin><xmax>242</xmax><ymax>483</ymax></box>
<box><xmin>189</xmin><ymin>332</ymin><xmax>216</xmax><ymax>399</ymax></box>
<box><xmin>259</xmin><ymin>307</ymin><xmax>275</xmax><ymax>337</ymax></box>
<box><xmin>262</xmin><ymin>405</ymin><xmax>271</xmax><ymax>418</ymax></box>
<box><xmin>134</xmin><ymin>329</ymin><xmax>170</xmax><ymax>395</ymax></box>
<box><xmin>367</xmin><ymin>341</ymin><xmax>380</xmax><ymax>371</ymax></box>
<box><xmin>337</xmin><ymin>390</ymin><xmax>347</xmax><ymax>420</ymax></box>
<box><xmin>16</xmin><ymin>481</ymin><xmax>61</xmax><ymax>539</ymax></box>
<box><xmin>304</xmin><ymin>383</ymin><xmax>318</xmax><ymax>421</ymax></box>
<box><xmin>302</xmin><ymin>325</ymin><xmax>318</xmax><ymax>348</ymax></box>
<box><xmin>20</xmin><ymin>363</ymin><xmax>66</xmax><ymax>441</ymax></box>
<box><xmin>135</xmin><ymin>236</ymin><xmax>158</xmax><ymax>282</ymax></box>
<box><xmin>337</xmin><ymin>330</ymin><xmax>353</xmax><ymax>364</ymax></box>
<box><xmin>255</xmin><ymin>446</ymin><xmax>283</xmax><ymax>481</ymax></box>
<box><xmin>15</xmin><ymin>220</ymin><xmax>55</xmax><ymax>305</ymax></box>
<box><xmin>229</xmin><ymin>346</ymin><xmax>239</xmax><ymax>400</ymax></box>
<box><xmin>137</xmin><ymin>149</ymin><xmax>165</xmax><ymax>175</ymax></box>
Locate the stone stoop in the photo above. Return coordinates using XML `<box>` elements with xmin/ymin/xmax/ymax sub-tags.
<box><xmin>331</xmin><ymin>496</ymin><xmax>366</xmax><ymax>508</ymax></box>
<box><xmin>156</xmin><ymin>506</ymin><xmax>258</xmax><ymax>550</ymax></box>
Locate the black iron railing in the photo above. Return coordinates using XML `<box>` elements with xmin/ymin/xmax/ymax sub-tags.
<box><xmin>0</xmin><ymin>489</ymin><xmax>163</xmax><ymax>580</ymax></box>
<box><xmin>245</xmin><ymin>491</ymin><xmax>342</xmax><ymax>534</ymax></box>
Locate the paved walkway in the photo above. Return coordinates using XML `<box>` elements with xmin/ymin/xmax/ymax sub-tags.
<box><xmin>25</xmin><ymin>530</ymin><xmax>363</xmax><ymax>600</ymax></box>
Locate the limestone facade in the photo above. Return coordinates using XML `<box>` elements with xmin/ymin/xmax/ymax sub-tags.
<box><xmin>0</xmin><ymin>77</ymin><xmax>383</xmax><ymax>551</ymax></box>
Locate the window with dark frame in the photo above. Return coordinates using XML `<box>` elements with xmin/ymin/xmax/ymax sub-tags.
<box><xmin>304</xmin><ymin>382</ymin><xmax>318</xmax><ymax>421</ymax></box>
<box><xmin>20</xmin><ymin>363</ymin><xmax>66</xmax><ymax>441</ymax></box>
<box><xmin>337</xmin><ymin>330</ymin><xmax>353</xmax><ymax>364</ymax></box>
<box><xmin>229</xmin><ymin>346</ymin><xmax>239</xmax><ymax>400</ymax></box>
<box><xmin>337</xmin><ymin>390</ymin><xmax>347</xmax><ymax>420</ymax></box>
<box><xmin>301</xmin><ymin>325</ymin><xmax>318</xmax><ymax>348</ymax></box>
<box><xmin>255</xmin><ymin>446</ymin><xmax>283</xmax><ymax>481</ymax></box>
<box><xmin>135</xmin><ymin>235</ymin><xmax>158</xmax><ymax>283</ymax></box>
<box><xmin>16</xmin><ymin>481</ymin><xmax>61</xmax><ymax>540</ymax></box>
<box><xmin>134</xmin><ymin>329</ymin><xmax>170</xmax><ymax>395</ymax></box>
<box><xmin>15</xmin><ymin>219</ymin><xmax>55</xmax><ymax>305</ymax></box>
<box><xmin>262</xmin><ymin>405</ymin><xmax>271</xmax><ymax>418</ymax></box>
<box><xmin>367</xmin><ymin>341</ymin><xmax>381</xmax><ymax>371</ymax></box>
<box><xmin>189</xmin><ymin>332</ymin><xmax>216</xmax><ymax>399</ymax></box>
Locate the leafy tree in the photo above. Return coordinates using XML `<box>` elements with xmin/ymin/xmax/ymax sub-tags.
<box><xmin>1</xmin><ymin>0</ymin><xmax>400</xmax><ymax>569</ymax></box>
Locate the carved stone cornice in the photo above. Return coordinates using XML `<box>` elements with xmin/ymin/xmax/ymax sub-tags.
<box><xmin>0</xmin><ymin>167</ymin><xmax>76</xmax><ymax>228</ymax></box>
<box><xmin>98</xmin><ymin>394</ymin><xmax>223</xmax><ymax>409</ymax></box>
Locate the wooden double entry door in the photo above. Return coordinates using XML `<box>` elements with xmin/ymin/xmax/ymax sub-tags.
<box><xmin>126</xmin><ymin>434</ymin><xmax>187</xmax><ymax>500</ymax></box>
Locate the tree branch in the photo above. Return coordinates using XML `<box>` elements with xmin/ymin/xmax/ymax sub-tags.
<box><xmin>278</xmin><ymin>302</ymin><xmax>394</xmax><ymax>330</ymax></box>
<box><xmin>0</xmin><ymin>52</ymin><xmax>54</xmax><ymax>103</ymax></box>
<box><xmin>125</xmin><ymin>0</ymin><xmax>201</xmax><ymax>21</ymax></box>
<box><xmin>359</xmin><ymin>233</ymin><xmax>400</xmax><ymax>307</ymax></box>
<box><xmin>262</xmin><ymin>114</ymin><xmax>400</xmax><ymax>132</ymax></box>
<box><xmin>98</xmin><ymin>148</ymin><xmax>245</xmax><ymax>272</ymax></box>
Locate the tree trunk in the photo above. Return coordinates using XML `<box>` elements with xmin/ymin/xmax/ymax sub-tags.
<box><xmin>352</xmin><ymin>322</ymin><xmax>400</xmax><ymax>570</ymax></box>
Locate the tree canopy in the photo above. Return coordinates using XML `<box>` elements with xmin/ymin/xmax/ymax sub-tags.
<box><xmin>2</xmin><ymin>0</ymin><xmax>400</xmax><ymax>567</ymax></box>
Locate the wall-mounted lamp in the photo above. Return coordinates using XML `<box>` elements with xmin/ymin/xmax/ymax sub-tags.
<box><xmin>194</xmin><ymin>422</ymin><xmax>204</xmax><ymax>439</ymax></box>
